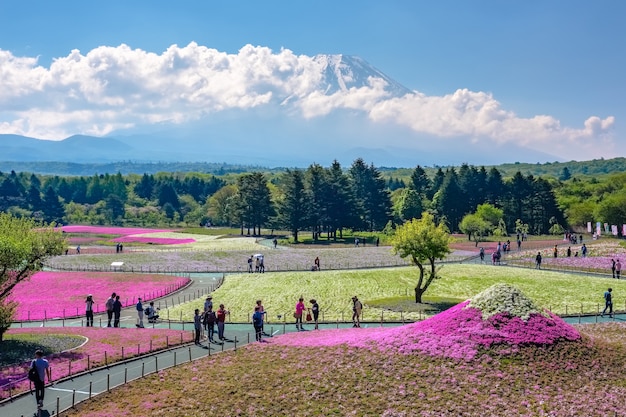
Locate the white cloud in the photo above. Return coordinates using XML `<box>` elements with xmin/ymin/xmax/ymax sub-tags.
<box><xmin>0</xmin><ymin>43</ymin><xmax>615</xmax><ymax>160</ymax></box>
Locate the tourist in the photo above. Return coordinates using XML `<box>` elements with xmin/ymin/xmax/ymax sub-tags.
<box><xmin>85</xmin><ymin>294</ymin><xmax>94</xmax><ymax>327</ymax></box>
<box><xmin>252</xmin><ymin>306</ymin><xmax>264</xmax><ymax>341</ymax></box>
<box><xmin>553</xmin><ymin>245</ymin><xmax>558</xmax><ymax>258</ymax></box>
<box><xmin>617</xmin><ymin>259</ymin><xmax>622</xmax><ymax>279</ymax></box>
<box><xmin>602</xmin><ymin>288</ymin><xmax>613</xmax><ymax>318</ymax></box>
<box><xmin>376</xmin><ymin>237</ymin><xmax>380</xmax><ymax>247</ymax></box>
<box><xmin>567</xmin><ymin>246</ymin><xmax>572</xmax><ymax>257</ymax></box>
<box><xmin>273</xmin><ymin>238</ymin><xmax>278</xmax><ymax>249</ymax></box>
<box><xmin>194</xmin><ymin>309</ymin><xmax>202</xmax><ymax>345</ymax></box>
<box><xmin>256</xmin><ymin>299</ymin><xmax>267</xmax><ymax>335</ymax></box>
<box><xmin>535</xmin><ymin>252</ymin><xmax>542</xmax><ymax>269</ymax></box>
<box><xmin>76</xmin><ymin>245</ymin><xmax>80</xmax><ymax>254</ymax></box>
<box><xmin>314</xmin><ymin>256</ymin><xmax>320</xmax><ymax>271</ymax></box>
<box><xmin>310</xmin><ymin>299</ymin><xmax>319</xmax><ymax>330</ymax></box>
<box><xmin>479</xmin><ymin>247</ymin><xmax>485</xmax><ymax>262</ymax></box>
<box><xmin>248</xmin><ymin>256</ymin><xmax>253</xmax><ymax>273</ymax></box>
<box><xmin>146</xmin><ymin>301</ymin><xmax>159</xmax><ymax>322</ymax></box>
<box><xmin>352</xmin><ymin>296</ymin><xmax>363</xmax><ymax>328</ymax></box>
<box><xmin>216</xmin><ymin>304</ymin><xmax>229</xmax><ymax>341</ymax></box>
<box><xmin>259</xmin><ymin>256</ymin><xmax>265</xmax><ymax>273</ymax></box>
<box><xmin>204</xmin><ymin>295</ymin><xmax>213</xmax><ymax>313</ymax></box>
<box><xmin>255</xmin><ymin>256</ymin><xmax>260</xmax><ymax>273</ymax></box>
<box><xmin>105</xmin><ymin>292</ymin><xmax>116</xmax><ymax>327</ymax></box>
<box><xmin>31</xmin><ymin>349</ymin><xmax>51</xmax><ymax>410</ymax></box>
<box><xmin>113</xmin><ymin>295</ymin><xmax>122</xmax><ymax>327</ymax></box>
<box><xmin>582</xmin><ymin>243</ymin><xmax>588</xmax><ymax>257</ymax></box>
<box><xmin>612</xmin><ymin>259</ymin><xmax>617</xmax><ymax>279</ymax></box>
<box><xmin>204</xmin><ymin>306</ymin><xmax>216</xmax><ymax>341</ymax></box>
<box><xmin>294</xmin><ymin>297</ymin><xmax>306</xmax><ymax>331</ymax></box>
<box><xmin>355</xmin><ymin>237</ymin><xmax>359</xmax><ymax>247</ymax></box>
<box><xmin>136</xmin><ymin>297</ymin><xmax>144</xmax><ymax>328</ymax></box>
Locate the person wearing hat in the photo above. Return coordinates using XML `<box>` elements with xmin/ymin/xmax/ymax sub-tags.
<box><xmin>136</xmin><ymin>297</ymin><xmax>144</xmax><ymax>328</ymax></box>
<box><xmin>352</xmin><ymin>296</ymin><xmax>363</xmax><ymax>328</ymax></box>
<box><xmin>204</xmin><ymin>295</ymin><xmax>213</xmax><ymax>313</ymax></box>
<box><xmin>85</xmin><ymin>294</ymin><xmax>94</xmax><ymax>327</ymax></box>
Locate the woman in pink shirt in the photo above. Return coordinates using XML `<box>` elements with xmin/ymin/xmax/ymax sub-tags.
<box><xmin>294</xmin><ymin>297</ymin><xmax>306</xmax><ymax>331</ymax></box>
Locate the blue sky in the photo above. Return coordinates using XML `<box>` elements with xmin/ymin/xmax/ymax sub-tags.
<box><xmin>0</xmin><ymin>0</ymin><xmax>623</xmax><ymax>163</ymax></box>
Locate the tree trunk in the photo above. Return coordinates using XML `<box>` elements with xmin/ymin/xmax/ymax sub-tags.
<box><xmin>293</xmin><ymin>230</ymin><xmax>299</xmax><ymax>243</ymax></box>
<box><xmin>415</xmin><ymin>287</ymin><xmax>424</xmax><ymax>303</ymax></box>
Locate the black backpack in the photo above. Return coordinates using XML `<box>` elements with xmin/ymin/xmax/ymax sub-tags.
<box><xmin>28</xmin><ymin>362</ymin><xmax>39</xmax><ymax>382</ymax></box>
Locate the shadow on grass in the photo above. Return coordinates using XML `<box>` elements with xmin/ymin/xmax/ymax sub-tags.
<box><xmin>1</xmin><ymin>335</ymin><xmax>85</xmax><ymax>367</ymax></box>
<box><xmin>367</xmin><ymin>295</ymin><xmax>464</xmax><ymax>314</ymax></box>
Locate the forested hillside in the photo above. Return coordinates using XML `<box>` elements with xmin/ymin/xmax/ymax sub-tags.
<box><xmin>2</xmin><ymin>157</ymin><xmax>606</xmax><ymax>238</ymax></box>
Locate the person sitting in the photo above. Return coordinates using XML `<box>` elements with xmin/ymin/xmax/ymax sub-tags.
<box><xmin>145</xmin><ymin>302</ymin><xmax>160</xmax><ymax>322</ymax></box>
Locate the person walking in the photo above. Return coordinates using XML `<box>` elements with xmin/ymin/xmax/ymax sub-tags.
<box><xmin>85</xmin><ymin>294</ymin><xmax>94</xmax><ymax>327</ymax></box>
<box><xmin>602</xmin><ymin>288</ymin><xmax>613</xmax><ymax>318</ymax></box>
<box><xmin>216</xmin><ymin>304</ymin><xmax>229</xmax><ymax>341</ymax></box>
<box><xmin>248</xmin><ymin>256</ymin><xmax>253</xmax><ymax>273</ymax></box>
<box><xmin>105</xmin><ymin>292</ymin><xmax>116</xmax><ymax>327</ymax></box>
<box><xmin>617</xmin><ymin>259</ymin><xmax>622</xmax><ymax>279</ymax></box>
<box><xmin>479</xmin><ymin>247</ymin><xmax>485</xmax><ymax>262</ymax></box>
<box><xmin>113</xmin><ymin>295</ymin><xmax>122</xmax><ymax>327</ymax></box>
<box><xmin>31</xmin><ymin>349</ymin><xmax>51</xmax><ymax>410</ymax></box>
<box><xmin>352</xmin><ymin>296</ymin><xmax>363</xmax><ymax>328</ymax></box>
<box><xmin>136</xmin><ymin>297</ymin><xmax>144</xmax><ymax>328</ymax></box>
<box><xmin>310</xmin><ymin>299</ymin><xmax>319</xmax><ymax>330</ymax></box>
<box><xmin>535</xmin><ymin>252</ymin><xmax>542</xmax><ymax>269</ymax></box>
<box><xmin>194</xmin><ymin>309</ymin><xmax>202</xmax><ymax>345</ymax></box>
<box><xmin>294</xmin><ymin>297</ymin><xmax>306</xmax><ymax>331</ymax></box>
<box><xmin>612</xmin><ymin>259</ymin><xmax>617</xmax><ymax>279</ymax></box>
<box><xmin>252</xmin><ymin>306</ymin><xmax>264</xmax><ymax>342</ymax></box>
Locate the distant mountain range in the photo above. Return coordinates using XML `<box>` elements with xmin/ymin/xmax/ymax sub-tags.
<box><xmin>0</xmin><ymin>54</ymin><xmax>562</xmax><ymax>168</ymax></box>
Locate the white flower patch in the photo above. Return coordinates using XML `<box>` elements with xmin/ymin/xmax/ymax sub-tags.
<box><xmin>468</xmin><ymin>283</ymin><xmax>548</xmax><ymax>321</ymax></box>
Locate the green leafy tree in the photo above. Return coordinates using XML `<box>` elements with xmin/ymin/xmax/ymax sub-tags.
<box><xmin>459</xmin><ymin>213</ymin><xmax>491</xmax><ymax>246</ymax></box>
<box><xmin>0</xmin><ymin>214</ymin><xmax>65</xmax><ymax>341</ymax></box>
<box><xmin>276</xmin><ymin>169</ymin><xmax>309</xmax><ymax>242</ymax></box>
<box><xmin>393</xmin><ymin>188</ymin><xmax>423</xmax><ymax>222</ymax></box>
<box><xmin>207</xmin><ymin>185</ymin><xmax>238</xmax><ymax>226</ymax></box>
<box><xmin>391</xmin><ymin>212</ymin><xmax>452</xmax><ymax>303</ymax></box>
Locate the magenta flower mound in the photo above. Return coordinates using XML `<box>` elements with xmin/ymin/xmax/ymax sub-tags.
<box><xmin>9</xmin><ymin>271</ymin><xmax>190</xmax><ymax>320</ymax></box>
<box><xmin>61</xmin><ymin>225</ymin><xmax>171</xmax><ymax>235</ymax></box>
<box><xmin>112</xmin><ymin>236</ymin><xmax>196</xmax><ymax>245</ymax></box>
<box><xmin>269</xmin><ymin>284</ymin><xmax>581</xmax><ymax>360</ymax></box>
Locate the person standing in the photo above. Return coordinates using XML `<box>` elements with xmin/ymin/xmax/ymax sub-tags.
<box><xmin>105</xmin><ymin>292</ymin><xmax>116</xmax><ymax>327</ymax></box>
<box><xmin>216</xmin><ymin>304</ymin><xmax>229</xmax><ymax>341</ymax></box>
<box><xmin>479</xmin><ymin>248</ymin><xmax>485</xmax><ymax>262</ymax></box>
<box><xmin>535</xmin><ymin>252</ymin><xmax>542</xmax><ymax>269</ymax></box>
<box><xmin>194</xmin><ymin>309</ymin><xmax>202</xmax><ymax>345</ymax></box>
<box><xmin>567</xmin><ymin>246</ymin><xmax>572</xmax><ymax>257</ymax></box>
<box><xmin>248</xmin><ymin>256</ymin><xmax>253</xmax><ymax>273</ymax></box>
<box><xmin>294</xmin><ymin>297</ymin><xmax>306</xmax><ymax>331</ymax></box>
<box><xmin>310</xmin><ymin>299</ymin><xmax>319</xmax><ymax>330</ymax></box>
<box><xmin>252</xmin><ymin>306</ymin><xmax>264</xmax><ymax>342</ymax></box>
<box><xmin>204</xmin><ymin>306</ymin><xmax>216</xmax><ymax>342</ymax></box>
<box><xmin>602</xmin><ymin>288</ymin><xmax>613</xmax><ymax>318</ymax></box>
<box><xmin>273</xmin><ymin>238</ymin><xmax>278</xmax><ymax>249</ymax></box>
<box><xmin>32</xmin><ymin>349</ymin><xmax>51</xmax><ymax>410</ymax></box>
<box><xmin>612</xmin><ymin>259</ymin><xmax>617</xmax><ymax>279</ymax></box>
<box><xmin>582</xmin><ymin>243</ymin><xmax>588</xmax><ymax>257</ymax></box>
<box><xmin>352</xmin><ymin>296</ymin><xmax>363</xmax><ymax>327</ymax></box>
<box><xmin>136</xmin><ymin>297</ymin><xmax>144</xmax><ymax>328</ymax></box>
<box><xmin>204</xmin><ymin>296</ymin><xmax>213</xmax><ymax>313</ymax></box>
<box><xmin>85</xmin><ymin>294</ymin><xmax>94</xmax><ymax>327</ymax></box>
<box><xmin>617</xmin><ymin>259</ymin><xmax>622</xmax><ymax>279</ymax></box>
<box><xmin>113</xmin><ymin>295</ymin><xmax>122</xmax><ymax>327</ymax></box>
<box><xmin>314</xmin><ymin>257</ymin><xmax>320</xmax><ymax>271</ymax></box>
<box><xmin>553</xmin><ymin>245</ymin><xmax>558</xmax><ymax>258</ymax></box>
<box><xmin>255</xmin><ymin>300</ymin><xmax>267</xmax><ymax>335</ymax></box>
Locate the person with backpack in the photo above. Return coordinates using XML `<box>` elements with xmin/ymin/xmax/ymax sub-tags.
<box><xmin>252</xmin><ymin>306</ymin><xmax>264</xmax><ymax>341</ymax></box>
<box><xmin>105</xmin><ymin>292</ymin><xmax>116</xmax><ymax>327</ymax></box>
<box><xmin>31</xmin><ymin>349</ymin><xmax>51</xmax><ymax>410</ymax></box>
<box><xmin>203</xmin><ymin>306</ymin><xmax>217</xmax><ymax>342</ymax></box>
<box><xmin>602</xmin><ymin>288</ymin><xmax>613</xmax><ymax>318</ymax></box>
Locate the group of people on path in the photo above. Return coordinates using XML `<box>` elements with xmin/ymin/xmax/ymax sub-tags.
<box><xmin>102</xmin><ymin>292</ymin><xmax>158</xmax><ymax>328</ymax></box>
<box><xmin>194</xmin><ymin>296</ymin><xmax>230</xmax><ymax>344</ymax></box>
<box><xmin>247</xmin><ymin>255</ymin><xmax>265</xmax><ymax>273</ymax></box>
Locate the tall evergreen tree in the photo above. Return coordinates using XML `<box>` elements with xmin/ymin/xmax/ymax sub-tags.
<box><xmin>41</xmin><ymin>186</ymin><xmax>65</xmax><ymax>224</ymax></box>
<box><xmin>276</xmin><ymin>169</ymin><xmax>309</xmax><ymax>242</ymax></box>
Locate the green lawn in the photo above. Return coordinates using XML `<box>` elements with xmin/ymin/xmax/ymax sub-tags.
<box><xmin>164</xmin><ymin>264</ymin><xmax>626</xmax><ymax>322</ymax></box>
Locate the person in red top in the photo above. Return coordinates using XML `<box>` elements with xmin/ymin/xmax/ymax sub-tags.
<box><xmin>294</xmin><ymin>297</ymin><xmax>307</xmax><ymax>331</ymax></box>
<box><xmin>216</xmin><ymin>304</ymin><xmax>229</xmax><ymax>341</ymax></box>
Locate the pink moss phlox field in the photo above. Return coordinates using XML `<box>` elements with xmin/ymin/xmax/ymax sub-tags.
<box><xmin>61</xmin><ymin>225</ymin><xmax>171</xmax><ymax>235</ymax></box>
<box><xmin>0</xmin><ymin>327</ymin><xmax>193</xmax><ymax>399</ymax></box>
<box><xmin>269</xmin><ymin>301</ymin><xmax>581</xmax><ymax>360</ymax></box>
<box><xmin>9</xmin><ymin>271</ymin><xmax>190</xmax><ymax>320</ymax></box>
<box><xmin>112</xmin><ymin>236</ymin><xmax>196</xmax><ymax>245</ymax></box>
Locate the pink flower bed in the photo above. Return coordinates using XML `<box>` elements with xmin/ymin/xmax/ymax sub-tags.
<box><xmin>9</xmin><ymin>271</ymin><xmax>190</xmax><ymax>320</ymax></box>
<box><xmin>61</xmin><ymin>225</ymin><xmax>171</xmax><ymax>235</ymax></box>
<box><xmin>269</xmin><ymin>302</ymin><xmax>581</xmax><ymax>361</ymax></box>
<box><xmin>112</xmin><ymin>236</ymin><xmax>196</xmax><ymax>245</ymax></box>
<box><xmin>1</xmin><ymin>327</ymin><xmax>194</xmax><ymax>399</ymax></box>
